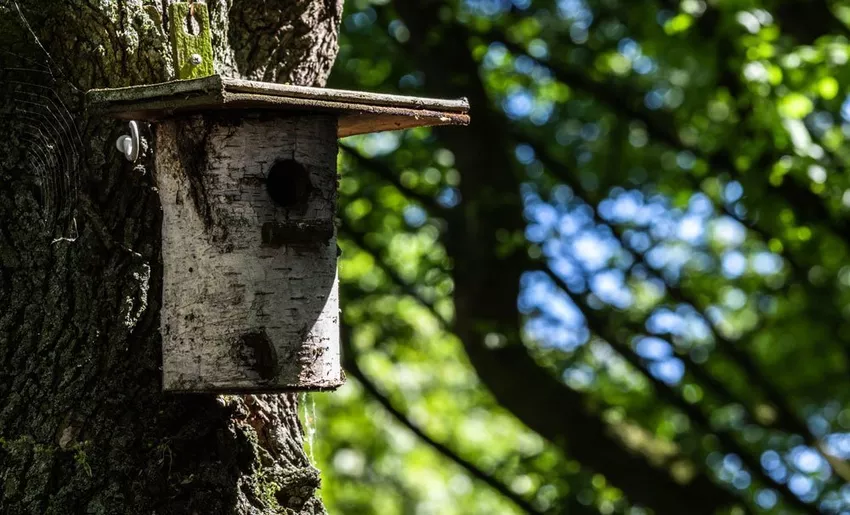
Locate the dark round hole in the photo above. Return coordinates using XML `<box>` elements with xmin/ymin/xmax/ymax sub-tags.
<box><xmin>266</xmin><ymin>159</ymin><xmax>311</xmax><ymax>208</ymax></box>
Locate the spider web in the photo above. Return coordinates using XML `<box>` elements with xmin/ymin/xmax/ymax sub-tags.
<box><xmin>0</xmin><ymin>3</ymin><xmax>82</xmax><ymax>243</ymax></box>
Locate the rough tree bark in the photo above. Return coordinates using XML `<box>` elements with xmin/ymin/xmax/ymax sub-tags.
<box><xmin>0</xmin><ymin>1</ymin><xmax>342</xmax><ymax>513</ymax></box>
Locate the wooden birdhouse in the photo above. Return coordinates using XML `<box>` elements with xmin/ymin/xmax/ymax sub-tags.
<box><xmin>87</xmin><ymin>76</ymin><xmax>468</xmax><ymax>393</ymax></box>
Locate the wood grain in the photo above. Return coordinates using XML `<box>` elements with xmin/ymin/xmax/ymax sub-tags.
<box><xmin>87</xmin><ymin>75</ymin><xmax>470</xmax><ymax>137</ymax></box>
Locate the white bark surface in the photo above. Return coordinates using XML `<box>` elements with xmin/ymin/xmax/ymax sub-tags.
<box><xmin>155</xmin><ymin>114</ymin><xmax>342</xmax><ymax>392</ymax></box>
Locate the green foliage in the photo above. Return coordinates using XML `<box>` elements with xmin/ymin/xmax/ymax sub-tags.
<box><xmin>316</xmin><ymin>0</ymin><xmax>850</xmax><ymax>513</ymax></box>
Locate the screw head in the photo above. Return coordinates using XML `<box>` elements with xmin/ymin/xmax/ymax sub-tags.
<box><xmin>190</xmin><ymin>53</ymin><xmax>203</xmax><ymax>66</ymax></box>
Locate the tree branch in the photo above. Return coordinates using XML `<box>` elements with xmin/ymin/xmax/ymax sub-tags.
<box><xmin>541</xmin><ymin>267</ymin><xmax>816</xmax><ymax>515</ymax></box>
<box><xmin>341</xmin><ymin>152</ymin><xmax>741</xmax><ymax>513</ymax></box>
<box><xmin>340</xmin><ymin>143</ymin><xmax>446</xmax><ymax>215</ymax></box>
<box><xmin>341</xmin><ymin>328</ymin><xmax>556</xmax><ymax>515</ymax></box>
<box><xmin>382</xmin><ymin>1</ymin><xmax>758</xmax><ymax>511</ymax></box>
<box><xmin>338</xmin><ymin>216</ymin><xmax>449</xmax><ymax>329</ymax></box>
<box><xmin>486</xmin><ymin>30</ymin><xmax>850</xmax><ymax>251</ymax></box>
<box><xmin>522</xmin><ymin>133</ymin><xmax>850</xmax><ymax>485</ymax></box>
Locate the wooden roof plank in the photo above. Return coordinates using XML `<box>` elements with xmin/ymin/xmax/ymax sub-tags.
<box><xmin>86</xmin><ymin>76</ymin><xmax>470</xmax><ymax>137</ymax></box>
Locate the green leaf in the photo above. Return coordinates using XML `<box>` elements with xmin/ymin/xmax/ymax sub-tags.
<box><xmin>817</xmin><ymin>76</ymin><xmax>839</xmax><ymax>100</ymax></box>
<box><xmin>778</xmin><ymin>93</ymin><xmax>814</xmax><ymax>119</ymax></box>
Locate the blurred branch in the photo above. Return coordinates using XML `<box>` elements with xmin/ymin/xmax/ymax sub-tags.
<box><xmin>443</xmin><ymin>328</ymin><xmax>743</xmax><ymax>515</ymax></box>
<box><xmin>772</xmin><ymin>0</ymin><xmax>850</xmax><ymax>44</ymax></box>
<box><xmin>341</xmin><ymin>330</ymin><xmax>555</xmax><ymax>515</ymax></box>
<box><xmin>523</xmin><ymin>136</ymin><xmax>777</xmax><ymax>408</ymax></box>
<box><xmin>520</xmin><ymin>4</ymin><xmax>850</xmax><ymax>375</ymax></box>
<box><xmin>386</xmin><ymin>1</ymin><xmax>756</xmax><ymax>511</ymax></box>
<box><xmin>540</xmin><ymin>266</ymin><xmax>817</xmax><ymax>515</ymax></box>
<box><xmin>341</xmin><ymin>173</ymin><xmax>740</xmax><ymax>514</ymax></box>
<box><xmin>340</xmin><ymin>143</ymin><xmax>447</xmax><ymax>215</ymax></box>
<box><xmin>653</xmin><ymin>1</ymin><xmax>840</xmax><ymax>280</ymax></box>
<box><xmin>522</xmin><ymin>134</ymin><xmax>850</xmax><ymax>485</ymax></box>
<box><xmin>485</xmin><ymin>30</ymin><xmax>850</xmax><ymax>252</ymax></box>
<box><xmin>338</xmin><ymin>216</ymin><xmax>450</xmax><ymax>330</ymax></box>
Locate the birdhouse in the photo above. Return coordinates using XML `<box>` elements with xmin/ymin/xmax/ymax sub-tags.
<box><xmin>87</xmin><ymin>75</ymin><xmax>469</xmax><ymax>393</ymax></box>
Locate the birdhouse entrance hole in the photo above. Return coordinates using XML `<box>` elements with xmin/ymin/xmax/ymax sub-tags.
<box><xmin>267</xmin><ymin>159</ymin><xmax>311</xmax><ymax>209</ymax></box>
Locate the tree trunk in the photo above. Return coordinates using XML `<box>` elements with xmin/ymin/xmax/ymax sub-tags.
<box><xmin>0</xmin><ymin>1</ymin><xmax>342</xmax><ymax>513</ymax></box>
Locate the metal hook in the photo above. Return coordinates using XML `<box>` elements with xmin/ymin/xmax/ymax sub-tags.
<box><xmin>115</xmin><ymin>120</ymin><xmax>140</xmax><ymax>162</ymax></box>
